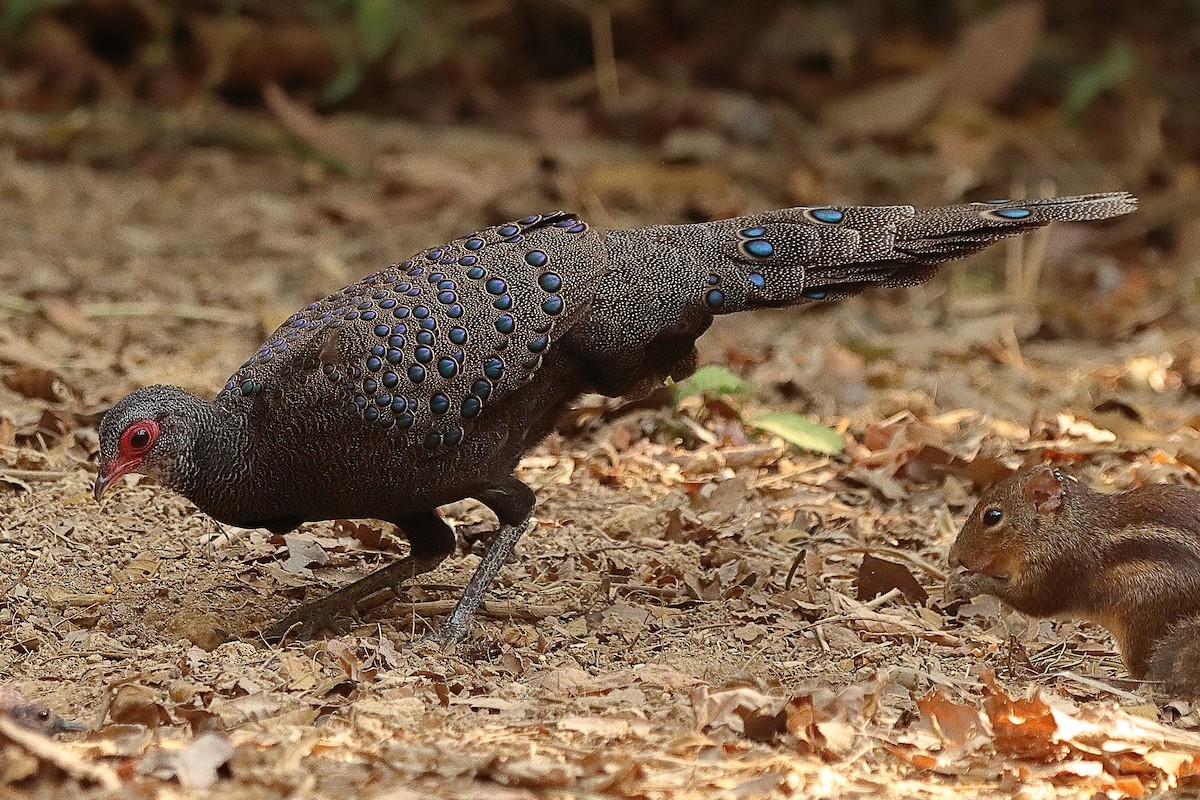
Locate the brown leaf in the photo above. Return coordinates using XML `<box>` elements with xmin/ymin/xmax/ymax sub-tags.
<box><xmin>2</xmin><ymin>365</ymin><xmax>69</xmax><ymax>402</ymax></box>
<box><xmin>963</xmin><ymin>456</ymin><xmax>1019</xmax><ymax>488</ymax></box>
<box><xmin>822</xmin><ymin>66</ymin><xmax>949</xmax><ymax>136</ymax></box>
<box><xmin>39</xmin><ymin>298</ymin><xmax>100</xmax><ymax>339</ymax></box>
<box><xmin>108</xmin><ymin>684</ymin><xmax>169</xmax><ymax>728</ymax></box>
<box><xmin>530</xmin><ymin>667</ymin><xmax>599</xmax><ymax>695</ymax></box>
<box><xmin>824</xmin><ymin>2</ymin><xmax>1042</xmax><ymax>136</ymax></box>
<box><xmin>697</xmin><ymin>687</ymin><xmax>787</xmax><ymax>743</ymax></box>
<box><xmin>857</xmin><ymin>553</ymin><xmax>929</xmax><ymax>605</ymax></box>
<box><xmin>0</xmin><ymin>472</ymin><xmax>32</xmax><ymax>492</ymax></box>
<box><xmin>915</xmin><ymin>691</ymin><xmax>990</xmax><ymax>748</ymax></box>
<box><xmin>208</xmin><ymin>693</ymin><xmax>301</xmax><ymax>729</ymax></box>
<box><xmin>330</xmin><ymin>519</ymin><xmax>385</xmax><ymax>550</ymax></box>
<box><xmin>943</xmin><ymin>1</ymin><xmax>1045</xmax><ymax>106</ymax></box>
<box><xmin>262</xmin><ymin>83</ymin><xmax>369</xmax><ymax>172</ymax></box>
<box><xmin>985</xmin><ymin>692</ymin><xmax>1062</xmax><ymax>760</ymax></box>
<box><xmin>847</xmin><ymin>466</ymin><xmax>908</xmax><ymax>501</ymax></box>
<box><xmin>0</xmin><ymin>714</ymin><xmax>119</xmax><ymax>790</ymax></box>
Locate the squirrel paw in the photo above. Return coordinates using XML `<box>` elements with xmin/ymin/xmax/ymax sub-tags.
<box><xmin>944</xmin><ymin>570</ymin><xmax>1008</xmax><ymax>603</ymax></box>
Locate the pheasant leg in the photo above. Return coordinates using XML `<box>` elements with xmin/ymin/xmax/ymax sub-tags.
<box><xmin>261</xmin><ymin>510</ymin><xmax>455</xmax><ymax>642</ymax></box>
<box><xmin>426</xmin><ymin>477</ymin><xmax>537</xmax><ymax>646</ymax></box>
<box><xmin>425</xmin><ymin>517</ymin><xmax>531</xmax><ymax>646</ymax></box>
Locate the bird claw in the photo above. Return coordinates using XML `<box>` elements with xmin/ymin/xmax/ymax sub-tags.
<box><xmin>418</xmin><ymin>619</ymin><xmax>469</xmax><ymax>650</ymax></box>
<box><xmin>258</xmin><ymin>553</ymin><xmax>447</xmax><ymax>644</ymax></box>
<box><xmin>259</xmin><ymin>597</ymin><xmax>355</xmax><ymax>642</ymax></box>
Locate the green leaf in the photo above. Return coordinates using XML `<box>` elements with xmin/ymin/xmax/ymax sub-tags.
<box><xmin>320</xmin><ymin>60</ymin><xmax>363</xmax><ymax>106</ymax></box>
<box><xmin>745</xmin><ymin>412</ymin><xmax>844</xmax><ymax>456</ymax></box>
<box><xmin>1</xmin><ymin>0</ymin><xmax>72</xmax><ymax>35</ymax></box>
<box><xmin>1062</xmin><ymin>40</ymin><xmax>1135</xmax><ymax>123</ymax></box>
<box><xmin>357</xmin><ymin>0</ymin><xmax>405</xmax><ymax>61</ymax></box>
<box><xmin>671</xmin><ymin>365</ymin><xmax>749</xmax><ymax>403</ymax></box>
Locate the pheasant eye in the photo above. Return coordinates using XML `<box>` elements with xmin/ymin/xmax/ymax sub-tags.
<box><xmin>982</xmin><ymin>508</ymin><xmax>1003</xmax><ymax>526</ymax></box>
<box><xmin>121</xmin><ymin>421</ymin><xmax>159</xmax><ymax>453</ymax></box>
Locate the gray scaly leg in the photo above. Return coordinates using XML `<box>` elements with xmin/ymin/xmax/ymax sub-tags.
<box><xmin>426</xmin><ymin>477</ymin><xmax>537</xmax><ymax>647</ymax></box>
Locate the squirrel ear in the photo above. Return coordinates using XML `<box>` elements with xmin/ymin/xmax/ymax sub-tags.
<box><xmin>1024</xmin><ymin>465</ymin><xmax>1065</xmax><ymax>513</ymax></box>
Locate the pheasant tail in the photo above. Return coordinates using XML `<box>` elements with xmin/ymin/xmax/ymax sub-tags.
<box><xmin>623</xmin><ymin>192</ymin><xmax>1134</xmax><ymax>315</ymax></box>
<box><xmin>570</xmin><ymin>192</ymin><xmax>1136</xmax><ymax>394</ymax></box>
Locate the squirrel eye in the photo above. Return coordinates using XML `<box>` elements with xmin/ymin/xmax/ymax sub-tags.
<box><xmin>982</xmin><ymin>508</ymin><xmax>1003</xmax><ymax>526</ymax></box>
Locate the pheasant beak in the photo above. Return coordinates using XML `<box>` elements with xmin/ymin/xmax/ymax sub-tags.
<box><xmin>93</xmin><ymin>458</ymin><xmax>139</xmax><ymax>503</ymax></box>
<box><xmin>49</xmin><ymin>716</ymin><xmax>87</xmax><ymax>734</ymax></box>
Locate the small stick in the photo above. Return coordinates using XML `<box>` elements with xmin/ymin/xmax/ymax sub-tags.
<box><xmin>821</xmin><ymin>546</ymin><xmax>947</xmax><ymax>580</ymax></box>
<box><xmin>1049</xmin><ymin>670</ymin><xmax>1149</xmax><ymax>704</ymax></box>
<box><xmin>80</xmin><ymin>302</ymin><xmax>248</xmax><ymax>325</ymax></box>
<box><xmin>0</xmin><ymin>469</ymin><xmax>70</xmax><ymax>482</ymax></box>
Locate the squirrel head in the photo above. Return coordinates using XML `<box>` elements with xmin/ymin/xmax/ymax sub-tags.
<box><xmin>947</xmin><ymin>465</ymin><xmax>1073</xmax><ymax>603</ymax></box>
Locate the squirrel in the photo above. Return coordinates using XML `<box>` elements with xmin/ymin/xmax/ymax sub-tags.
<box><xmin>945</xmin><ymin>464</ymin><xmax>1200</xmax><ymax>696</ymax></box>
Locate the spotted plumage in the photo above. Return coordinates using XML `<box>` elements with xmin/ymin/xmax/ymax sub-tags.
<box><xmin>95</xmin><ymin>192</ymin><xmax>1137</xmax><ymax>644</ymax></box>
<box><xmin>217</xmin><ymin>211</ymin><xmax>603</xmax><ymax>454</ymax></box>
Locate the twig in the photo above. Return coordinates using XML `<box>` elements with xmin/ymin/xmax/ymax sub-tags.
<box><xmin>739</xmin><ymin>589</ymin><xmax>904</xmax><ymax>672</ymax></box>
<box><xmin>798</xmin><ymin>588</ymin><xmax>903</xmax><ymax>629</ymax></box>
<box><xmin>784</xmin><ymin>549</ymin><xmax>805</xmax><ymax>590</ymax></box>
<box><xmin>1049</xmin><ymin>670</ymin><xmax>1149</xmax><ymax>704</ymax></box>
<box><xmin>557</xmin><ymin>578</ymin><xmax>678</xmax><ymax>599</ymax></box>
<box><xmin>821</xmin><ymin>546</ymin><xmax>947</xmax><ymax>580</ymax></box>
<box><xmin>1005</xmin><ymin>223</ymin><xmax>1025</xmax><ymax>303</ymax></box>
<box><xmin>815</xmin><ymin>622</ymin><xmax>830</xmax><ymax>656</ymax></box>
<box><xmin>1</xmin><ymin>561</ymin><xmax>34</xmax><ymax>598</ymax></box>
<box><xmin>357</xmin><ymin>596</ymin><xmax>573</xmax><ymax>622</ymax></box>
<box><xmin>0</xmin><ymin>469</ymin><xmax>70</xmax><ymax>482</ymax></box>
<box><xmin>588</xmin><ymin>4</ymin><xmax>620</xmax><ymax>111</ymax></box>
<box><xmin>80</xmin><ymin>302</ymin><xmax>249</xmax><ymax>325</ymax></box>
<box><xmin>559</xmin><ymin>0</ymin><xmax>621</xmax><ymax>110</ymax></box>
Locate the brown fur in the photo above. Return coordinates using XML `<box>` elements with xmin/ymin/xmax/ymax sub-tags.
<box><xmin>946</xmin><ymin>465</ymin><xmax>1200</xmax><ymax>694</ymax></box>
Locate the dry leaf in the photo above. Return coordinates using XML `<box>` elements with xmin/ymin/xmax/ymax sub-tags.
<box><xmin>943</xmin><ymin>1</ymin><xmax>1044</xmax><ymax>105</ymax></box>
<box><xmin>262</xmin><ymin>83</ymin><xmax>369</xmax><ymax>171</ymax></box>
<box><xmin>857</xmin><ymin>554</ymin><xmax>929</xmax><ymax>605</ymax></box>
<box><xmin>2</xmin><ymin>365</ymin><xmax>68</xmax><ymax>402</ymax></box>
<box><xmin>697</xmin><ymin>687</ymin><xmax>787</xmax><ymax>743</ymax></box>
<box><xmin>822</xmin><ymin>66</ymin><xmax>949</xmax><ymax>136</ymax></box>
<box><xmin>171</xmin><ymin>732</ymin><xmax>234</xmax><ymax>791</ymax></box>
<box><xmin>108</xmin><ymin>684</ymin><xmax>169</xmax><ymax>728</ymax></box>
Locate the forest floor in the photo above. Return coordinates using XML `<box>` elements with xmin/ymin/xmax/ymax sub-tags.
<box><xmin>2</xmin><ymin>103</ymin><xmax>1200</xmax><ymax>799</ymax></box>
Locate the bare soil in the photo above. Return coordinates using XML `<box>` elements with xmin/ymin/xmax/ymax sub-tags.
<box><xmin>2</xmin><ymin>108</ymin><xmax>1199</xmax><ymax>799</ymax></box>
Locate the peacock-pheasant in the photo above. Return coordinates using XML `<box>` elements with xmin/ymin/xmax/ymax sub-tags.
<box><xmin>94</xmin><ymin>193</ymin><xmax>1137</xmax><ymax>643</ymax></box>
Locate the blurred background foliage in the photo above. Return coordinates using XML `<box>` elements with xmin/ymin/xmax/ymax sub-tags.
<box><xmin>0</xmin><ymin>0</ymin><xmax>1193</xmax><ymax>311</ymax></box>
<box><xmin>0</xmin><ymin>0</ymin><xmax>1164</xmax><ymax>129</ymax></box>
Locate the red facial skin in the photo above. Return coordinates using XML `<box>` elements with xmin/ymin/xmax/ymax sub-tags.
<box><xmin>94</xmin><ymin>420</ymin><xmax>160</xmax><ymax>502</ymax></box>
